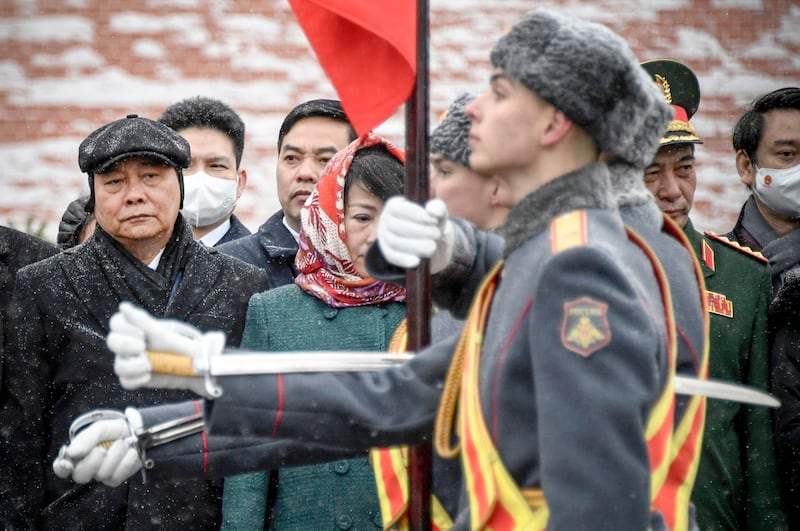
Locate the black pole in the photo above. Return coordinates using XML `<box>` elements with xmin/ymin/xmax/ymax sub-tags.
<box><xmin>405</xmin><ymin>0</ymin><xmax>431</xmax><ymax>529</ymax></box>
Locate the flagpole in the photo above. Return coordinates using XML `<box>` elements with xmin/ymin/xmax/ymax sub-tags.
<box><xmin>405</xmin><ymin>0</ymin><xmax>432</xmax><ymax>528</ymax></box>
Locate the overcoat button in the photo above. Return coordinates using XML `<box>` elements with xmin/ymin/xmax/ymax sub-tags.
<box><xmin>336</xmin><ymin>514</ymin><xmax>353</xmax><ymax>529</ymax></box>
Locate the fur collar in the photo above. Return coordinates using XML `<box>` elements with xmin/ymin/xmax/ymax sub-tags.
<box><xmin>499</xmin><ymin>162</ymin><xmax>615</xmax><ymax>256</ymax></box>
<box><xmin>607</xmin><ymin>160</ymin><xmax>655</xmax><ymax>208</ymax></box>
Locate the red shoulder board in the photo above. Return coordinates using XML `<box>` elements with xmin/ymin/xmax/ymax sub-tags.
<box><xmin>701</xmin><ymin>239</ymin><xmax>715</xmax><ymax>271</ymax></box>
<box><xmin>703</xmin><ymin>231</ymin><xmax>768</xmax><ymax>264</ymax></box>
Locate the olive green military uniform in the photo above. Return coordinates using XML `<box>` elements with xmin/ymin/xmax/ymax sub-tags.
<box><xmin>684</xmin><ymin>219</ymin><xmax>787</xmax><ymax>530</ymax></box>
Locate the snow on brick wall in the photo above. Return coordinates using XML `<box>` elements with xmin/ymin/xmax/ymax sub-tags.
<box><xmin>0</xmin><ymin>0</ymin><xmax>797</xmax><ymax>242</ymax></box>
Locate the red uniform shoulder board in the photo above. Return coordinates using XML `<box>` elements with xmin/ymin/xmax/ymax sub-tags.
<box><xmin>701</xmin><ymin>239</ymin><xmax>715</xmax><ymax>271</ymax></box>
<box><xmin>704</xmin><ymin>231</ymin><xmax>768</xmax><ymax>264</ymax></box>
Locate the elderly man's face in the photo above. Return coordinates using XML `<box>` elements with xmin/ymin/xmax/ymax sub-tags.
<box><xmin>93</xmin><ymin>156</ymin><xmax>180</xmax><ymax>252</ymax></box>
<box><xmin>643</xmin><ymin>144</ymin><xmax>697</xmax><ymax>228</ymax></box>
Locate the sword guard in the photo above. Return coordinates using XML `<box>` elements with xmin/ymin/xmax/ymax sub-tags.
<box><xmin>199</xmin><ymin>331</ymin><xmax>226</xmax><ymax>398</ymax></box>
<box><xmin>134</xmin><ymin>411</ymin><xmax>206</xmax><ymax>469</ymax></box>
<box><xmin>204</xmin><ymin>372</ymin><xmax>223</xmax><ymax>398</ymax></box>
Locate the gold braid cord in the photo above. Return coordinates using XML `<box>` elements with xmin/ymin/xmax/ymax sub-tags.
<box><xmin>433</xmin><ymin>329</ymin><xmax>468</xmax><ymax>459</ymax></box>
<box><xmin>666</xmin><ymin>120</ymin><xmax>697</xmax><ymax>135</ymax></box>
<box><xmin>433</xmin><ymin>261</ymin><xmax>503</xmax><ymax>459</ymax></box>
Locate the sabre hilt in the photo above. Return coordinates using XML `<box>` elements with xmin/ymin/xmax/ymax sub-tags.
<box><xmin>60</xmin><ymin>409</ymin><xmax>206</xmax><ymax>481</ymax></box>
<box><xmin>143</xmin><ymin>329</ymin><xmax>225</xmax><ymax>398</ymax></box>
<box><xmin>145</xmin><ymin>350</ymin><xmax>195</xmax><ymax>376</ymax></box>
<box><xmin>58</xmin><ymin>408</ymin><xmax>145</xmax><ymax>480</ymax></box>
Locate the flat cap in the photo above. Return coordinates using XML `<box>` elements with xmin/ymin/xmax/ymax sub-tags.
<box><xmin>641</xmin><ymin>59</ymin><xmax>703</xmax><ymax>146</ymax></box>
<box><xmin>78</xmin><ymin>114</ymin><xmax>191</xmax><ymax>174</ymax></box>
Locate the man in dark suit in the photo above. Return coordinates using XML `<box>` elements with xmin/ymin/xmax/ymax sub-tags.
<box><xmin>216</xmin><ymin>99</ymin><xmax>356</xmax><ymax>288</ymax></box>
<box><xmin>159</xmin><ymin>96</ymin><xmax>252</xmax><ymax>247</ymax></box>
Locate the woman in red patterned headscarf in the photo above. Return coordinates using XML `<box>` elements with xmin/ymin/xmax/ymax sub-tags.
<box><xmin>222</xmin><ymin>132</ymin><xmax>410</xmax><ymax>530</ymax></box>
<box><xmin>294</xmin><ymin>132</ymin><xmax>407</xmax><ymax>307</ymax></box>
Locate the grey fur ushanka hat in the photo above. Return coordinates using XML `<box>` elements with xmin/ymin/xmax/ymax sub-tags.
<box><xmin>430</xmin><ymin>92</ymin><xmax>476</xmax><ymax>168</ymax></box>
<box><xmin>490</xmin><ymin>9</ymin><xmax>672</xmax><ymax>169</ymax></box>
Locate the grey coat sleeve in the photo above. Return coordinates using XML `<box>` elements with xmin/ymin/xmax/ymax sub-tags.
<box><xmin>530</xmin><ymin>246</ymin><xmax>664</xmax><ymax>530</ymax></box>
<box><xmin>140</xmin><ymin>334</ymin><xmax>457</xmax><ymax>481</ymax></box>
<box><xmin>139</xmin><ymin>401</ymin><xmax>362</xmax><ymax>482</ymax></box>
<box><xmin>365</xmin><ymin>217</ymin><xmax>504</xmax><ymax>318</ymax></box>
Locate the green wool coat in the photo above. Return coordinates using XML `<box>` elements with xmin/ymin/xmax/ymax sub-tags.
<box><xmin>221</xmin><ymin>283</ymin><xmax>405</xmax><ymax>530</ymax></box>
<box><xmin>684</xmin><ymin>220</ymin><xmax>787</xmax><ymax>530</ymax></box>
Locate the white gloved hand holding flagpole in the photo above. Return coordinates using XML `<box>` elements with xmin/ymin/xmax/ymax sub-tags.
<box><xmin>377</xmin><ymin>196</ymin><xmax>455</xmax><ymax>273</ymax></box>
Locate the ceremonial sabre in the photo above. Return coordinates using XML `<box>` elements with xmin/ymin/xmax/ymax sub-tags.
<box><xmin>673</xmin><ymin>375</ymin><xmax>779</xmax><ymax>408</ymax></box>
<box><xmin>145</xmin><ymin>349</ymin><xmax>780</xmax><ymax>408</ymax></box>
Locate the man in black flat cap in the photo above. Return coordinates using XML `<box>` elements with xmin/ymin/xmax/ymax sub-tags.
<box><xmin>0</xmin><ymin>114</ymin><xmax>268</xmax><ymax>530</ymax></box>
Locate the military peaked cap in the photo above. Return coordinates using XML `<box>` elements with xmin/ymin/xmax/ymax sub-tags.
<box><xmin>641</xmin><ymin>59</ymin><xmax>703</xmax><ymax>146</ymax></box>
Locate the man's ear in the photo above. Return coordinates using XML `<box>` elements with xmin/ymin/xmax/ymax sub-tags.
<box><xmin>540</xmin><ymin>109</ymin><xmax>573</xmax><ymax>147</ymax></box>
<box><xmin>237</xmin><ymin>168</ymin><xmax>248</xmax><ymax>198</ymax></box>
<box><xmin>490</xmin><ymin>175</ymin><xmax>512</xmax><ymax>208</ymax></box>
<box><xmin>735</xmin><ymin>149</ymin><xmax>755</xmax><ymax>188</ymax></box>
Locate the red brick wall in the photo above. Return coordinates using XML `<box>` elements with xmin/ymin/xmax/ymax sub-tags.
<box><xmin>1</xmin><ymin>0</ymin><xmax>797</xmax><ymax>241</ymax></box>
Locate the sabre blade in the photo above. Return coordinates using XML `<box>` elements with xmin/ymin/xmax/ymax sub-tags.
<box><xmin>149</xmin><ymin>348</ymin><xmax>780</xmax><ymax>408</ymax></box>
<box><xmin>207</xmin><ymin>351</ymin><xmax>415</xmax><ymax>376</ymax></box>
<box><xmin>674</xmin><ymin>375</ymin><xmax>780</xmax><ymax>408</ymax></box>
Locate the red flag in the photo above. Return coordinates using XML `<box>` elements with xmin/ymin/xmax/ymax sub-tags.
<box><xmin>288</xmin><ymin>0</ymin><xmax>417</xmax><ymax>136</ymax></box>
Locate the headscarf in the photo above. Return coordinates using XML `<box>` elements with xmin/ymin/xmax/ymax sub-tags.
<box><xmin>294</xmin><ymin>133</ymin><xmax>406</xmax><ymax>308</ymax></box>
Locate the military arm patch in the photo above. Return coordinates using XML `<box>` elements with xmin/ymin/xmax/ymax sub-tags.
<box><xmin>561</xmin><ymin>297</ymin><xmax>611</xmax><ymax>357</ymax></box>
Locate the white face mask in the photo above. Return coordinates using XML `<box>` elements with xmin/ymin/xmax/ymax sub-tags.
<box><xmin>752</xmin><ymin>163</ymin><xmax>800</xmax><ymax>219</ymax></box>
<box><xmin>181</xmin><ymin>171</ymin><xmax>239</xmax><ymax>227</ymax></box>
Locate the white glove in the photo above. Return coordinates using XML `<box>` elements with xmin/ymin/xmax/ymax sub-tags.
<box><xmin>53</xmin><ymin>407</ymin><xmax>144</xmax><ymax>487</ymax></box>
<box><xmin>377</xmin><ymin>197</ymin><xmax>455</xmax><ymax>273</ymax></box>
<box><xmin>107</xmin><ymin>302</ymin><xmax>225</xmax><ymax>398</ymax></box>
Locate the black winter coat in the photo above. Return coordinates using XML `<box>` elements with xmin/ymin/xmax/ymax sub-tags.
<box><xmin>0</xmin><ymin>218</ymin><xmax>267</xmax><ymax>531</ymax></box>
<box><xmin>0</xmin><ymin>226</ymin><xmax>60</xmax><ymax>385</ymax></box>
<box><xmin>769</xmin><ymin>270</ymin><xmax>800</xmax><ymax>529</ymax></box>
<box><xmin>213</xmin><ymin>214</ymin><xmax>251</xmax><ymax>247</ymax></box>
<box><xmin>216</xmin><ymin>210</ymin><xmax>298</xmax><ymax>289</ymax></box>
